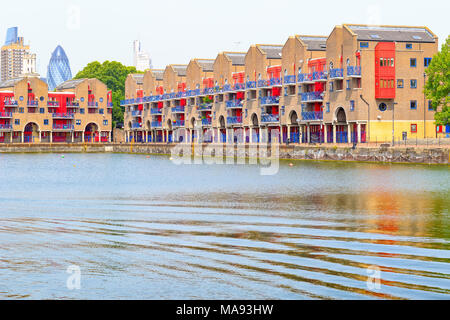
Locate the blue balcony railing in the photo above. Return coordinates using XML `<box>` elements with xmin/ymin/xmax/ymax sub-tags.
<box><xmin>298</xmin><ymin>73</ymin><xmax>314</xmax><ymax>83</ymax></box>
<box><xmin>261</xmin><ymin>114</ymin><xmax>280</xmax><ymax>123</ymax></box>
<box><xmin>27</xmin><ymin>100</ymin><xmax>38</xmax><ymax>106</ymax></box>
<box><xmin>151</xmin><ymin>121</ymin><xmax>162</xmax><ymax>128</ymax></box>
<box><xmin>88</xmin><ymin>101</ymin><xmax>98</xmax><ymax>107</ymax></box>
<box><xmin>227</xmin><ymin>116</ymin><xmax>242</xmax><ymax>124</ymax></box>
<box><xmin>0</xmin><ymin>124</ymin><xmax>12</xmax><ymax>129</ymax></box>
<box><xmin>226</xmin><ymin>100</ymin><xmax>244</xmax><ymax>108</ymax></box>
<box><xmin>246</xmin><ymin>81</ymin><xmax>257</xmax><ymax>89</ymax></box>
<box><xmin>233</xmin><ymin>83</ymin><xmax>245</xmax><ymax>91</ymax></box>
<box><xmin>312</xmin><ymin>71</ymin><xmax>328</xmax><ymax>81</ymax></box>
<box><xmin>257</xmin><ymin>80</ymin><xmax>268</xmax><ymax>87</ymax></box>
<box><xmin>173</xmin><ymin>120</ymin><xmax>185</xmax><ymax>127</ymax></box>
<box><xmin>270</xmin><ymin>77</ymin><xmax>282</xmax><ymax>86</ymax></box>
<box><xmin>198</xmin><ymin>104</ymin><xmax>212</xmax><ymax>111</ymax></box>
<box><xmin>300</xmin><ymin>91</ymin><xmax>324</xmax><ymax>102</ymax></box>
<box><xmin>201</xmin><ymin>118</ymin><xmax>212</xmax><ymax>126</ymax></box>
<box><xmin>47</xmin><ymin>101</ymin><xmax>59</xmax><ymax>107</ymax></box>
<box><xmin>107</xmin><ymin>102</ymin><xmax>113</xmax><ymax>107</ymax></box>
<box><xmin>131</xmin><ymin>122</ymin><xmax>142</xmax><ymax>129</ymax></box>
<box><xmin>53</xmin><ymin>124</ymin><xmax>74</xmax><ymax>130</ymax></box>
<box><xmin>4</xmin><ymin>101</ymin><xmax>18</xmax><ymax>107</ymax></box>
<box><xmin>260</xmin><ymin>96</ymin><xmax>280</xmax><ymax>105</ymax></box>
<box><xmin>150</xmin><ymin>108</ymin><xmax>162</xmax><ymax>115</ymax></box>
<box><xmin>53</xmin><ymin>112</ymin><xmax>75</xmax><ymax>119</ymax></box>
<box><xmin>171</xmin><ymin>106</ymin><xmax>185</xmax><ymax>113</ymax></box>
<box><xmin>329</xmin><ymin>68</ymin><xmax>344</xmax><ymax>79</ymax></box>
<box><xmin>132</xmin><ymin>110</ymin><xmax>142</xmax><ymax>117</ymax></box>
<box><xmin>347</xmin><ymin>66</ymin><xmax>361</xmax><ymax>77</ymax></box>
<box><xmin>0</xmin><ymin>112</ymin><xmax>12</xmax><ymax>118</ymax></box>
<box><xmin>68</xmin><ymin>102</ymin><xmax>79</xmax><ymax>107</ymax></box>
<box><xmin>284</xmin><ymin>75</ymin><xmax>296</xmax><ymax>84</ymax></box>
<box><xmin>301</xmin><ymin>111</ymin><xmax>323</xmax><ymax>121</ymax></box>
<box><xmin>223</xmin><ymin>84</ymin><xmax>232</xmax><ymax>92</ymax></box>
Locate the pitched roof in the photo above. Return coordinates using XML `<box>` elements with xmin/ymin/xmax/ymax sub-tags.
<box><xmin>224</xmin><ymin>52</ymin><xmax>246</xmax><ymax>66</ymax></box>
<box><xmin>152</xmin><ymin>69</ymin><xmax>164</xmax><ymax>81</ymax></box>
<box><xmin>171</xmin><ymin>65</ymin><xmax>188</xmax><ymax>77</ymax></box>
<box><xmin>345</xmin><ymin>25</ymin><xmax>436</xmax><ymax>43</ymax></box>
<box><xmin>0</xmin><ymin>78</ymin><xmax>24</xmax><ymax>89</ymax></box>
<box><xmin>196</xmin><ymin>59</ymin><xmax>214</xmax><ymax>72</ymax></box>
<box><xmin>297</xmin><ymin>36</ymin><xmax>328</xmax><ymax>51</ymax></box>
<box><xmin>55</xmin><ymin>78</ymin><xmax>86</xmax><ymax>90</ymax></box>
<box><xmin>131</xmin><ymin>73</ymin><xmax>144</xmax><ymax>85</ymax></box>
<box><xmin>257</xmin><ymin>45</ymin><xmax>283</xmax><ymax>59</ymax></box>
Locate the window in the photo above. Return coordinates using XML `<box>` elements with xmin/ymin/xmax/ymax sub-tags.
<box><xmin>428</xmin><ymin>100</ymin><xmax>433</xmax><ymax>111</ymax></box>
<box><xmin>40</xmin><ymin>108</ymin><xmax>44</xmax><ymax>114</ymax></box>
<box><xmin>103</xmin><ymin>120</ymin><xmax>108</xmax><ymax>126</ymax></box>
<box><xmin>397</xmin><ymin>79</ymin><xmax>404</xmax><ymax>88</ymax></box>
<box><xmin>410</xmin><ymin>79</ymin><xmax>417</xmax><ymax>89</ymax></box>
<box><xmin>44</xmin><ymin>119</ymin><xmax>48</xmax><ymax>125</ymax></box>
<box><xmin>326</xmin><ymin>103</ymin><xmax>330</xmax><ymax>113</ymax></box>
<box><xmin>410</xmin><ymin>100</ymin><xmax>417</xmax><ymax>109</ymax></box>
<box><xmin>350</xmin><ymin>100</ymin><xmax>355</xmax><ymax>111</ymax></box>
<box><xmin>15</xmin><ymin>119</ymin><xmax>20</xmax><ymax>125</ymax></box>
<box><xmin>406</xmin><ymin>43</ymin><xmax>412</xmax><ymax>49</ymax></box>
<box><xmin>99</xmin><ymin>109</ymin><xmax>104</xmax><ymax>114</ymax></box>
<box><xmin>424</xmin><ymin>58</ymin><xmax>432</xmax><ymax>67</ymax></box>
<box><xmin>410</xmin><ymin>58</ymin><xmax>417</xmax><ymax>67</ymax></box>
<box><xmin>346</xmin><ymin>80</ymin><xmax>351</xmax><ymax>90</ymax></box>
<box><xmin>80</xmin><ymin>108</ymin><xmax>85</xmax><ymax>114</ymax></box>
<box><xmin>329</xmin><ymin>82</ymin><xmax>334</xmax><ymax>92</ymax></box>
<box><xmin>411</xmin><ymin>124</ymin><xmax>417</xmax><ymax>133</ymax></box>
<box><xmin>76</xmin><ymin>120</ymin><xmax>81</xmax><ymax>125</ymax></box>
<box><xmin>360</xmin><ymin>42</ymin><xmax>369</xmax><ymax>48</ymax></box>
<box><xmin>19</xmin><ymin>107</ymin><xmax>24</xmax><ymax>113</ymax></box>
<box><xmin>379</xmin><ymin>103</ymin><xmax>387</xmax><ymax>112</ymax></box>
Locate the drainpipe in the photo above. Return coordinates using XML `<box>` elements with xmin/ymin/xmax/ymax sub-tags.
<box><xmin>423</xmin><ymin>72</ymin><xmax>427</xmax><ymax>139</ymax></box>
<box><xmin>360</xmin><ymin>95</ymin><xmax>370</xmax><ymax>143</ymax></box>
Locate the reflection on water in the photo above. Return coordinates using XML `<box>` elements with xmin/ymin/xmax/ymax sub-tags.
<box><xmin>0</xmin><ymin>154</ymin><xmax>448</xmax><ymax>299</ymax></box>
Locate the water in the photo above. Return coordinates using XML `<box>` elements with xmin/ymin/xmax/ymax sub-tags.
<box><xmin>0</xmin><ymin>153</ymin><xmax>449</xmax><ymax>300</ymax></box>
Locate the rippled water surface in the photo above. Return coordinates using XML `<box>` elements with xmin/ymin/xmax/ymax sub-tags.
<box><xmin>0</xmin><ymin>153</ymin><xmax>449</xmax><ymax>299</ymax></box>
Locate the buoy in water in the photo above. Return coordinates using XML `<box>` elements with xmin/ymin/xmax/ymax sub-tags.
<box><xmin>61</xmin><ymin>155</ymin><xmax>65</xmax><ymax>159</ymax></box>
<box><xmin>289</xmin><ymin>163</ymin><xmax>294</xmax><ymax>167</ymax></box>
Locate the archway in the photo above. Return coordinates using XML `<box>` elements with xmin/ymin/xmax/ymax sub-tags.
<box><xmin>218</xmin><ymin>115</ymin><xmax>226</xmax><ymax>143</ymax></box>
<box><xmin>85</xmin><ymin>123</ymin><xmax>99</xmax><ymax>143</ymax></box>
<box><xmin>24</xmin><ymin>122</ymin><xmax>39</xmax><ymax>143</ymax></box>
<box><xmin>335</xmin><ymin>107</ymin><xmax>348</xmax><ymax>143</ymax></box>
<box><xmin>250</xmin><ymin>113</ymin><xmax>260</xmax><ymax>143</ymax></box>
<box><xmin>288</xmin><ymin>111</ymin><xmax>300</xmax><ymax>143</ymax></box>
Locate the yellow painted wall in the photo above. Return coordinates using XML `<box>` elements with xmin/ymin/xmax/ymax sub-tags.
<box><xmin>368</xmin><ymin>120</ymin><xmax>437</xmax><ymax>142</ymax></box>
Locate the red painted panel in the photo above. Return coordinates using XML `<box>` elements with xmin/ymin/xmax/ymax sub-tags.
<box><xmin>375</xmin><ymin>42</ymin><xmax>396</xmax><ymax>99</ymax></box>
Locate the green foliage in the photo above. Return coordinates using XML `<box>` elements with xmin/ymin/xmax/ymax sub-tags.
<box><xmin>425</xmin><ymin>36</ymin><xmax>450</xmax><ymax>125</ymax></box>
<box><xmin>74</xmin><ymin>61</ymin><xmax>142</xmax><ymax>127</ymax></box>
<box><xmin>202</xmin><ymin>96</ymin><xmax>213</xmax><ymax>104</ymax></box>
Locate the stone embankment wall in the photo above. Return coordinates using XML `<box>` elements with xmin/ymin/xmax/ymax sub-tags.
<box><xmin>0</xmin><ymin>143</ymin><xmax>448</xmax><ymax>165</ymax></box>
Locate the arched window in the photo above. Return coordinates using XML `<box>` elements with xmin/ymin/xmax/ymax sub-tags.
<box><xmin>346</xmin><ymin>58</ymin><xmax>350</xmax><ymax>66</ymax></box>
<box><xmin>329</xmin><ymin>62</ymin><xmax>334</xmax><ymax>70</ymax></box>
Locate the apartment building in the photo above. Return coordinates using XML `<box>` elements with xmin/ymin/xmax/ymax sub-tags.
<box><xmin>122</xmin><ymin>24</ymin><xmax>439</xmax><ymax>144</ymax></box>
<box><xmin>0</xmin><ymin>77</ymin><xmax>112</xmax><ymax>143</ymax></box>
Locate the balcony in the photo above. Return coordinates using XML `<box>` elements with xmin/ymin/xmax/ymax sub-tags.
<box><xmin>284</xmin><ymin>75</ymin><xmax>296</xmax><ymax>84</ymax></box>
<box><xmin>233</xmin><ymin>83</ymin><xmax>245</xmax><ymax>91</ymax></box>
<box><xmin>198</xmin><ymin>103</ymin><xmax>212</xmax><ymax>111</ymax></box>
<box><xmin>227</xmin><ymin>116</ymin><xmax>242</xmax><ymax>125</ymax></box>
<box><xmin>270</xmin><ymin>77</ymin><xmax>282</xmax><ymax>86</ymax></box>
<box><xmin>150</xmin><ymin>108</ymin><xmax>162</xmax><ymax>115</ymax></box>
<box><xmin>329</xmin><ymin>68</ymin><xmax>344</xmax><ymax>79</ymax></box>
<box><xmin>301</xmin><ymin>111</ymin><xmax>323</xmax><ymax>121</ymax></box>
<box><xmin>47</xmin><ymin>101</ymin><xmax>60</xmax><ymax>107</ymax></box>
<box><xmin>347</xmin><ymin>66</ymin><xmax>361</xmax><ymax>77</ymax></box>
<box><xmin>67</xmin><ymin>102</ymin><xmax>79</xmax><ymax>107</ymax></box>
<box><xmin>27</xmin><ymin>100</ymin><xmax>38</xmax><ymax>107</ymax></box>
<box><xmin>261</xmin><ymin>113</ymin><xmax>279</xmax><ymax>123</ymax></box>
<box><xmin>298</xmin><ymin>73</ymin><xmax>315</xmax><ymax>83</ymax></box>
<box><xmin>300</xmin><ymin>91</ymin><xmax>324</xmax><ymax>102</ymax></box>
<box><xmin>171</xmin><ymin>106</ymin><xmax>185</xmax><ymax>113</ymax></box>
<box><xmin>260</xmin><ymin>96</ymin><xmax>280</xmax><ymax>105</ymax></box>
<box><xmin>107</xmin><ymin>102</ymin><xmax>113</xmax><ymax>107</ymax></box>
<box><xmin>223</xmin><ymin>84</ymin><xmax>232</xmax><ymax>92</ymax></box>
<box><xmin>201</xmin><ymin>118</ymin><xmax>212</xmax><ymax>126</ymax></box>
<box><xmin>88</xmin><ymin>101</ymin><xmax>98</xmax><ymax>107</ymax></box>
<box><xmin>132</xmin><ymin>110</ymin><xmax>142</xmax><ymax>117</ymax></box>
<box><xmin>312</xmin><ymin>71</ymin><xmax>328</xmax><ymax>82</ymax></box>
<box><xmin>257</xmin><ymin>80</ymin><xmax>269</xmax><ymax>88</ymax></box>
<box><xmin>53</xmin><ymin>124</ymin><xmax>74</xmax><ymax>131</ymax></box>
<box><xmin>226</xmin><ymin>100</ymin><xmax>244</xmax><ymax>109</ymax></box>
<box><xmin>173</xmin><ymin>120</ymin><xmax>185</xmax><ymax>127</ymax></box>
<box><xmin>131</xmin><ymin>122</ymin><xmax>142</xmax><ymax>129</ymax></box>
<box><xmin>53</xmin><ymin>112</ymin><xmax>75</xmax><ymax>119</ymax></box>
<box><xmin>0</xmin><ymin>112</ymin><xmax>12</xmax><ymax>118</ymax></box>
<box><xmin>151</xmin><ymin>121</ymin><xmax>162</xmax><ymax>128</ymax></box>
<box><xmin>0</xmin><ymin>124</ymin><xmax>12</xmax><ymax>130</ymax></box>
<box><xmin>246</xmin><ymin>81</ymin><xmax>257</xmax><ymax>89</ymax></box>
<box><xmin>203</xmin><ymin>87</ymin><xmax>214</xmax><ymax>95</ymax></box>
<box><xmin>4</xmin><ymin>101</ymin><xmax>18</xmax><ymax>107</ymax></box>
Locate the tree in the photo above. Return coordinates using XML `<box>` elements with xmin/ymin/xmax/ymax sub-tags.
<box><xmin>425</xmin><ymin>36</ymin><xmax>450</xmax><ymax>126</ymax></box>
<box><xmin>74</xmin><ymin>61</ymin><xmax>142</xmax><ymax>128</ymax></box>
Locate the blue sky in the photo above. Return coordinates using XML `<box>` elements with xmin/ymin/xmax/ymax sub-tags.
<box><xmin>0</xmin><ymin>0</ymin><xmax>448</xmax><ymax>76</ymax></box>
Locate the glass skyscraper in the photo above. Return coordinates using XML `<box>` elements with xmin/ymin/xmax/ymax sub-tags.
<box><xmin>47</xmin><ymin>45</ymin><xmax>72</xmax><ymax>91</ymax></box>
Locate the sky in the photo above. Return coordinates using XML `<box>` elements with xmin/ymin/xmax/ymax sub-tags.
<box><xmin>0</xmin><ymin>0</ymin><xmax>448</xmax><ymax>76</ymax></box>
